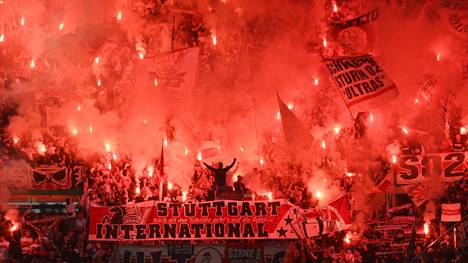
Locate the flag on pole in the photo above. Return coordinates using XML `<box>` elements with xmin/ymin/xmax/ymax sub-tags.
<box><xmin>277</xmin><ymin>93</ymin><xmax>313</xmax><ymax>150</ymax></box>
<box><xmin>323</xmin><ymin>54</ymin><xmax>398</xmax><ymax>115</ymax></box>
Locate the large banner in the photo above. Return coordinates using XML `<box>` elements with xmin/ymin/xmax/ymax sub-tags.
<box><xmin>89</xmin><ymin>197</ymin><xmax>351</xmax><ymax>241</ymax></box>
<box><xmin>140</xmin><ymin>47</ymin><xmax>199</xmax><ymax>98</ymax></box>
<box><xmin>324</xmin><ymin>55</ymin><xmax>398</xmax><ymax>114</ymax></box>
<box><xmin>395</xmin><ymin>152</ymin><xmax>467</xmax><ymax>185</ymax></box>
<box><xmin>29</xmin><ymin>165</ymin><xmax>82</xmax><ymax>190</ymax></box>
<box><xmin>116</xmin><ymin>243</ymin><xmax>289</xmax><ymax>263</ymax></box>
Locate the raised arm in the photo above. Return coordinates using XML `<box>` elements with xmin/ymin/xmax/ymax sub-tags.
<box><xmin>225</xmin><ymin>158</ymin><xmax>237</xmax><ymax>171</ymax></box>
<box><xmin>203</xmin><ymin>162</ymin><xmax>216</xmax><ymax>172</ymax></box>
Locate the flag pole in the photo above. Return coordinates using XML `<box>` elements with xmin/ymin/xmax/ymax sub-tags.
<box><xmin>159</xmin><ymin>139</ymin><xmax>164</xmax><ymax>201</ymax></box>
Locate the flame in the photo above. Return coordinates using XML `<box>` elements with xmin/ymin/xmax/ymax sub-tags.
<box><xmin>147</xmin><ymin>166</ymin><xmax>154</xmax><ymax>177</ymax></box>
<box><xmin>105</xmin><ymin>143</ymin><xmax>111</xmax><ymax>152</ymax></box>
<box><xmin>143</xmin><ymin>119</ymin><xmax>147</xmax><ymax>125</ymax></box>
<box><xmin>77</xmin><ymin>105</ymin><xmax>81</xmax><ymax>111</ymax></box>
<box><xmin>345</xmin><ymin>172</ymin><xmax>354</xmax><ymax>177</ymax></box>
<box><xmin>10</xmin><ymin>223</ymin><xmax>18</xmax><ymax>232</ymax></box>
<box><xmin>323</xmin><ymin>38</ymin><xmax>327</xmax><ymax>48</ymax></box>
<box><xmin>95</xmin><ymin>56</ymin><xmax>99</xmax><ymax>64</ymax></box>
<box><xmin>415</xmin><ymin>98</ymin><xmax>419</xmax><ymax>104</ymax></box>
<box><xmin>333</xmin><ymin>126</ymin><xmax>341</xmax><ymax>134</ymax></box>
<box><xmin>344</xmin><ymin>232</ymin><xmax>352</xmax><ymax>244</ymax></box>
<box><xmin>436</xmin><ymin>53</ymin><xmax>440</xmax><ymax>62</ymax></box>
<box><xmin>182</xmin><ymin>191</ymin><xmax>188</xmax><ymax>202</ymax></box>
<box><xmin>108</xmin><ymin>162</ymin><xmax>112</xmax><ymax>170</ymax></box>
<box><xmin>37</xmin><ymin>143</ymin><xmax>46</xmax><ymax>155</ymax></box>
<box><xmin>184</xmin><ymin>148</ymin><xmax>189</xmax><ymax>156</ymax></box>
<box><xmin>164</xmin><ymin>138</ymin><xmax>168</xmax><ymax>147</ymax></box>
<box><xmin>72</xmin><ymin>128</ymin><xmax>78</xmax><ymax>136</ymax></box>
<box><xmin>240</xmin><ymin>146</ymin><xmax>245</xmax><ymax>152</ymax></box>
<box><xmin>333</xmin><ymin>3</ymin><xmax>338</xmax><ymax>12</ymax></box>
<box><xmin>154</xmin><ymin>78</ymin><xmax>158</xmax><ymax>87</ymax></box>
<box><xmin>59</xmin><ymin>23</ymin><xmax>64</xmax><ymax>30</ymax></box>
<box><xmin>211</xmin><ymin>35</ymin><xmax>217</xmax><ymax>46</ymax></box>
<box><xmin>97</xmin><ymin>79</ymin><xmax>102</xmax><ymax>86</ymax></box>
<box><xmin>138</xmin><ymin>52</ymin><xmax>144</xmax><ymax>60</ymax></box>
<box><xmin>30</xmin><ymin>59</ymin><xmax>35</xmax><ymax>68</ymax></box>
<box><xmin>266</xmin><ymin>191</ymin><xmax>273</xmax><ymax>201</ymax></box>
<box><xmin>20</xmin><ymin>17</ymin><xmax>25</xmax><ymax>26</ymax></box>
<box><xmin>276</xmin><ymin>111</ymin><xmax>281</xmax><ymax>120</ymax></box>
<box><xmin>369</xmin><ymin>113</ymin><xmax>374</xmax><ymax>122</ymax></box>
<box><xmin>287</xmin><ymin>103</ymin><xmax>294</xmax><ymax>110</ymax></box>
<box><xmin>12</xmin><ymin>136</ymin><xmax>19</xmax><ymax>144</ymax></box>
<box><xmin>321</xmin><ymin>140</ymin><xmax>326</xmax><ymax>149</ymax></box>
<box><xmin>0</xmin><ymin>34</ymin><xmax>4</xmax><ymax>42</ymax></box>
<box><xmin>136</xmin><ymin>186</ymin><xmax>140</xmax><ymax>194</ymax></box>
<box><xmin>391</xmin><ymin>154</ymin><xmax>398</xmax><ymax>164</ymax></box>
<box><xmin>259</xmin><ymin>157</ymin><xmax>265</xmax><ymax>166</ymax></box>
<box><xmin>424</xmin><ymin>222</ymin><xmax>430</xmax><ymax>235</ymax></box>
<box><xmin>112</xmin><ymin>152</ymin><xmax>117</xmax><ymax>160</ymax></box>
<box><xmin>401</xmin><ymin>127</ymin><xmax>409</xmax><ymax>135</ymax></box>
<box><xmin>88</xmin><ymin>125</ymin><xmax>93</xmax><ymax>134</ymax></box>
<box><xmin>117</xmin><ymin>11</ymin><xmax>122</xmax><ymax>21</ymax></box>
<box><xmin>315</xmin><ymin>190</ymin><xmax>322</xmax><ymax>199</ymax></box>
<box><xmin>314</xmin><ymin>77</ymin><xmax>319</xmax><ymax>86</ymax></box>
<box><xmin>167</xmin><ymin>182</ymin><xmax>173</xmax><ymax>190</ymax></box>
<box><xmin>197</xmin><ymin>152</ymin><xmax>202</xmax><ymax>161</ymax></box>
<box><xmin>460</xmin><ymin>127</ymin><xmax>466</xmax><ymax>135</ymax></box>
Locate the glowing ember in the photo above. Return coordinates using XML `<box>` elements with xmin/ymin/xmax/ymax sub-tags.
<box><xmin>30</xmin><ymin>59</ymin><xmax>35</xmax><ymax>68</ymax></box>
<box><xmin>424</xmin><ymin>222</ymin><xmax>430</xmax><ymax>235</ymax></box>
<box><xmin>314</xmin><ymin>77</ymin><xmax>319</xmax><ymax>86</ymax></box>
<box><xmin>287</xmin><ymin>103</ymin><xmax>294</xmax><ymax>110</ymax></box>
<box><xmin>197</xmin><ymin>152</ymin><xmax>202</xmax><ymax>161</ymax></box>
<box><xmin>117</xmin><ymin>11</ymin><xmax>122</xmax><ymax>21</ymax></box>
<box><xmin>401</xmin><ymin>127</ymin><xmax>409</xmax><ymax>134</ymax></box>
<box><xmin>0</xmin><ymin>34</ymin><xmax>4</xmax><ymax>42</ymax></box>
<box><xmin>20</xmin><ymin>17</ymin><xmax>25</xmax><ymax>26</ymax></box>
<box><xmin>391</xmin><ymin>154</ymin><xmax>397</xmax><ymax>164</ymax></box>
<box><xmin>460</xmin><ymin>127</ymin><xmax>466</xmax><ymax>135</ymax></box>
<box><xmin>321</xmin><ymin>140</ymin><xmax>326</xmax><ymax>149</ymax></box>
<box><xmin>315</xmin><ymin>190</ymin><xmax>322</xmax><ymax>199</ymax></box>
<box><xmin>138</xmin><ymin>52</ymin><xmax>144</xmax><ymax>60</ymax></box>
<box><xmin>167</xmin><ymin>182</ymin><xmax>173</xmax><ymax>190</ymax></box>
<box><xmin>211</xmin><ymin>35</ymin><xmax>217</xmax><ymax>46</ymax></box>
<box><xmin>95</xmin><ymin>56</ymin><xmax>99</xmax><ymax>64</ymax></box>
<box><xmin>88</xmin><ymin>125</ymin><xmax>93</xmax><ymax>134</ymax></box>
<box><xmin>105</xmin><ymin>143</ymin><xmax>111</xmax><ymax>152</ymax></box>
<box><xmin>12</xmin><ymin>136</ymin><xmax>19</xmax><ymax>144</ymax></box>
<box><xmin>154</xmin><ymin>78</ymin><xmax>158</xmax><ymax>87</ymax></box>
<box><xmin>182</xmin><ymin>191</ymin><xmax>188</xmax><ymax>202</ymax></box>
<box><xmin>147</xmin><ymin>166</ymin><xmax>154</xmax><ymax>177</ymax></box>
<box><xmin>97</xmin><ymin>79</ymin><xmax>102</xmax><ymax>86</ymax></box>
<box><xmin>59</xmin><ymin>23</ymin><xmax>64</xmax><ymax>30</ymax></box>
<box><xmin>323</xmin><ymin>38</ymin><xmax>327</xmax><ymax>48</ymax></box>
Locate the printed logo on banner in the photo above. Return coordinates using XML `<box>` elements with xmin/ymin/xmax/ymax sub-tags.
<box><xmin>194</xmin><ymin>247</ymin><xmax>223</xmax><ymax>263</ymax></box>
<box><xmin>395</xmin><ymin>152</ymin><xmax>467</xmax><ymax>185</ymax></box>
<box><xmin>225</xmin><ymin>244</ymin><xmax>265</xmax><ymax>263</ymax></box>
<box><xmin>323</xmin><ymin>55</ymin><xmax>398</xmax><ymax>114</ymax></box>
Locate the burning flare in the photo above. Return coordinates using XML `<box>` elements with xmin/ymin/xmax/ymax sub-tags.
<box><xmin>117</xmin><ymin>11</ymin><xmax>123</xmax><ymax>21</ymax></box>
<box><xmin>59</xmin><ymin>23</ymin><xmax>64</xmax><ymax>30</ymax></box>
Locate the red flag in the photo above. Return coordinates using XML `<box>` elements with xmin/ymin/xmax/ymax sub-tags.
<box><xmin>277</xmin><ymin>93</ymin><xmax>313</xmax><ymax>150</ymax></box>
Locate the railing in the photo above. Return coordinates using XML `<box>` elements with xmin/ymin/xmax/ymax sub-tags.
<box><xmin>409</xmin><ymin>214</ymin><xmax>468</xmax><ymax>262</ymax></box>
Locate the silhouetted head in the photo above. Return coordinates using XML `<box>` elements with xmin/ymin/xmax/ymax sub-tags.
<box><xmin>217</xmin><ymin>162</ymin><xmax>223</xmax><ymax>169</ymax></box>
